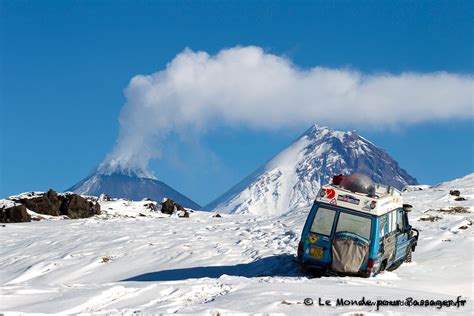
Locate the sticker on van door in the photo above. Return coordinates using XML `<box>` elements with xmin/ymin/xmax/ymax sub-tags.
<box><xmin>309</xmin><ymin>234</ymin><xmax>319</xmax><ymax>243</ymax></box>
<box><xmin>310</xmin><ymin>246</ymin><xmax>324</xmax><ymax>259</ymax></box>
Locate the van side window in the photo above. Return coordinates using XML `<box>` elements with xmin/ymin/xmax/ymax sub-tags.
<box><xmin>379</xmin><ymin>216</ymin><xmax>387</xmax><ymax>237</ymax></box>
<box><xmin>310</xmin><ymin>207</ymin><xmax>336</xmax><ymax>236</ymax></box>
<box><xmin>397</xmin><ymin>209</ymin><xmax>404</xmax><ymax>231</ymax></box>
<box><xmin>388</xmin><ymin>211</ymin><xmax>397</xmax><ymax>233</ymax></box>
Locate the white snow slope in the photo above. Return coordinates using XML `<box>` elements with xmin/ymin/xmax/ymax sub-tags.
<box><xmin>0</xmin><ymin>173</ymin><xmax>473</xmax><ymax>315</ymax></box>
<box><xmin>205</xmin><ymin>125</ymin><xmax>417</xmax><ymax>216</ymax></box>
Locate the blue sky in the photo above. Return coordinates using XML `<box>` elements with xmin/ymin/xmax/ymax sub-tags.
<box><xmin>1</xmin><ymin>1</ymin><xmax>473</xmax><ymax>205</ymax></box>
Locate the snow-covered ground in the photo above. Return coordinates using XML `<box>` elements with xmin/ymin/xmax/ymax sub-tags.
<box><xmin>1</xmin><ymin>174</ymin><xmax>473</xmax><ymax>315</ymax></box>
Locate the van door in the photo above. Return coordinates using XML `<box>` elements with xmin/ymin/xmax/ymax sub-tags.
<box><xmin>304</xmin><ymin>206</ymin><xmax>337</xmax><ymax>265</ymax></box>
<box><xmin>332</xmin><ymin>211</ymin><xmax>372</xmax><ymax>273</ymax></box>
<box><xmin>394</xmin><ymin>208</ymin><xmax>410</xmax><ymax>261</ymax></box>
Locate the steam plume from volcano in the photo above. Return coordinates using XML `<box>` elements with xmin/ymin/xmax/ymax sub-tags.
<box><xmin>99</xmin><ymin>46</ymin><xmax>474</xmax><ymax>176</ymax></box>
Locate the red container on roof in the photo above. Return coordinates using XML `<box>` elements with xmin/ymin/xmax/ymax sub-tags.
<box><xmin>332</xmin><ymin>174</ymin><xmax>345</xmax><ymax>185</ymax></box>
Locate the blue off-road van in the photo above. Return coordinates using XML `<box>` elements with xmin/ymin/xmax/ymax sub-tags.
<box><xmin>297</xmin><ymin>173</ymin><xmax>419</xmax><ymax>277</ymax></box>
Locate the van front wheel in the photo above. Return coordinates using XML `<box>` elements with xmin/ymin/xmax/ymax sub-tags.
<box><xmin>404</xmin><ymin>248</ymin><xmax>412</xmax><ymax>263</ymax></box>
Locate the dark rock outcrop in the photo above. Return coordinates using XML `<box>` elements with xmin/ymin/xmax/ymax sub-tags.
<box><xmin>161</xmin><ymin>199</ymin><xmax>182</xmax><ymax>214</ymax></box>
<box><xmin>143</xmin><ymin>202</ymin><xmax>157</xmax><ymax>212</ymax></box>
<box><xmin>161</xmin><ymin>198</ymin><xmax>189</xmax><ymax>217</ymax></box>
<box><xmin>0</xmin><ymin>204</ymin><xmax>31</xmax><ymax>223</ymax></box>
<box><xmin>17</xmin><ymin>189</ymin><xmax>61</xmax><ymax>216</ymax></box>
<box><xmin>59</xmin><ymin>194</ymin><xmax>101</xmax><ymax>219</ymax></box>
<box><xmin>450</xmin><ymin>190</ymin><xmax>461</xmax><ymax>197</ymax></box>
<box><xmin>177</xmin><ymin>210</ymin><xmax>189</xmax><ymax>218</ymax></box>
<box><xmin>99</xmin><ymin>193</ymin><xmax>113</xmax><ymax>201</ymax></box>
<box><xmin>11</xmin><ymin>189</ymin><xmax>100</xmax><ymax>219</ymax></box>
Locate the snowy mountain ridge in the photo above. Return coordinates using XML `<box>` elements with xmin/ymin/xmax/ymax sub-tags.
<box><xmin>68</xmin><ymin>172</ymin><xmax>201</xmax><ymax>209</ymax></box>
<box><xmin>206</xmin><ymin>124</ymin><xmax>417</xmax><ymax>216</ymax></box>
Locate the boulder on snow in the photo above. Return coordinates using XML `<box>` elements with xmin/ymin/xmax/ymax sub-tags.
<box><xmin>161</xmin><ymin>199</ymin><xmax>183</xmax><ymax>214</ymax></box>
<box><xmin>12</xmin><ymin>189</ymin><xmax>100</xmax><ymax>219</ymax></box>
<box><xmin>17</xmin><ymin>189</ymin><xmax>61</xmax><ymax>216</ymax></box>
<box><xmin>160</xmin><ymin>199</ymin><xmax>175</xmax><ymax>214</ymax></box>
<box><xmin>177</xmin><ymin>210</ymin><xmax>189</xmax><ymax>218</ymax></box>
<box><xmin>143</xmin><ymin>202</ymin><xmax>158</xmax><ymax>212</ymax></box>
<box><xmin>161</xmin><ymin>198</ymin><xmax>188</xmax><ymax>217</ymax></box>
<box><xmin>60</xmin><ymin>194</ymin><xmax>101</xmax><ymax>219</ymax></box>
<box><xmin>99</xmin><ymin>193</ymin><xmax>113</xmax><ymax>201</ymax></box>
<box><xmin>433</xmin><ymin>206</ymin><xmax>469</xmax><ymax>214</ymax></box>
<box><xmin>0</xmin><ymin>203</ymin><xmax>31</xmax><ymax>223</ymax></box>
<box><xmin>449</xmin><ymin>190</ymin><xmax>461</xmax><ymax>197</ymax></box>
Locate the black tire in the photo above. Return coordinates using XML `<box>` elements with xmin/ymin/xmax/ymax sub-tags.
<box><xmin>360</xmin><ymin>271</ymin><xmax>371</xmax><ymax>278</ymax></box>
<box><xmin>374</xmin><ymin>260</ymin><xmax>387</xmax><ymax>276</ymax></box>
<box><xmin>404</xmin><ymin>248</ymin><xmax>412</xmax><ymax>263</ymax></box>
<box><xmin>380</xmin><ymin>260</ymin><xmax>387</xmax><ymax>272</ymax></box>
<box><xmin>387</xmin><ymin>260</ymin><xmax>402</xmax><ymax>271</ymax></box>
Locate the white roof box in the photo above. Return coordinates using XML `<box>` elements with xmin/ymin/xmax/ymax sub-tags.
<box><xmin>316</xmin><ymin>174</ymin><xmax>403</xmax><ymax>216</ymax></box>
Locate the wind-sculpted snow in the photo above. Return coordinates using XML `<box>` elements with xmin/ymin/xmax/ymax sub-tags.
<box><xmin>0</xmin><ymin>174</ymin><xmax>472</xmax><ymax>314</ymax></box>
<box><xmin>206</xmin><ymin>125</ymin><xmax>417</xmax><ymax>215</ymax></box>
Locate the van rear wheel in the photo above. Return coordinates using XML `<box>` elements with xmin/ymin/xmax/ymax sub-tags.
<box><xmin>404</xmin><ymin>248</ymin><xmax>412</xmax><ymax>263</ymax></box>
<box><xmin>376</xmin><ymin>260</ymin><xmax>387</xmax><ymax>275</ymax></box>
<box><xmin>387</xmin><ymin>260</ymin><xmax>402</xmax><ymax>271</ymax></box>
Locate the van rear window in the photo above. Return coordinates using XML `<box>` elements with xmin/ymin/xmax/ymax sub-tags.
<box><xmin>310</xmin><ymin>207</ymin><xmax>336</xmax><ymax>236</ymax></box>
<box><xmin>336</xmin><ymin>212</ymin><xmax>371</xmax><ymax>240</ymax></box>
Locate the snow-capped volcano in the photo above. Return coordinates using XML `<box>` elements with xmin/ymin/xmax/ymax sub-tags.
<box><xmin>205</xmin><ymin>124</ymin><xmax>417</xmax><ymax>216</ymax></box>
<box><xmin>67</xmin><ymin>171</ymin><xmax>200</xmax><ymax>209</ymax></box>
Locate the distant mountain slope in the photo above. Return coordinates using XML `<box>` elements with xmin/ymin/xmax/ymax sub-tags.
<box><xmin>205</xmin><ymin>124</ymin><xmax>417</xmax><ymax>216</ymax></box>
<box><xmin>403</xmin><ymin>172</ymin><xmax>474</xmax><ymax>208</ymax></box>
<box><xmin>67</xmin><ymin>173</ymin><xmax>200</xmax><ymax>209</ymax></box>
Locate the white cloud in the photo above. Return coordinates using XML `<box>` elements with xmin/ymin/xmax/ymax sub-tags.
<box><xmin>100</xmin><ymin>46</ymin><xmax>474</xmax><ymax>176</ymax></box>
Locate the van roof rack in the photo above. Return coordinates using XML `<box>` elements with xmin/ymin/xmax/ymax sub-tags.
<box><xmin>317</xmin><ymin>174</ymin><xmax>402</xmax><ymax>216</ymax></box>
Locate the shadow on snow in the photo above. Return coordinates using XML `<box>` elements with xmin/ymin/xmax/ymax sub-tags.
<box><xmin>122</xmin><ymin>254</ymin><xmax>302</xmax><ymax>282</ymax></box>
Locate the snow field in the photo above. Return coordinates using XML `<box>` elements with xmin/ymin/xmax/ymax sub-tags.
<box><xmin>1</xmin><ymin>174</ymin><xmax>473</xmax><ymax>314</ymax></box>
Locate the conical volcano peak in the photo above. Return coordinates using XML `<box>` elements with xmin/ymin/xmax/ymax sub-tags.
<box><xmin>68</xmin><ymin>162</ymin><xmax>200</xmax><ymax>209</ymax></box>
<box><xmin>303</xmin><ymin>124</ymin><xmax>360</xmax><ymax>142</ymax></box>
<box><xmin>96</xmin><ymin>160</ymin><xmax>156</xmax><ymax>180</ymax></box>
<box><xmin>303</xmin><ymin>124</ymin><xmax>333</xmax><ymax>137</ymax></box>
<box><xmin>205</xmin><ymin>123</ymin><xmax>417</xmax><ymax>216</ymax></box>
<box><xmin>67</xmin><ymin>171</ymin><xmax>200</xmax><ymax>209</ymax></box>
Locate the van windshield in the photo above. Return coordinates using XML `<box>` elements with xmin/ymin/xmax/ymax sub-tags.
<box><xmin>336</xmin><ymin>212</ymin><xmax>372</xmax><ymax>240</ymax></box>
